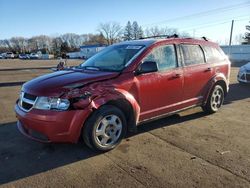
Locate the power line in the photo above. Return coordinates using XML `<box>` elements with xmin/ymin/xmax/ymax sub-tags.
<box><xmin>142</xmin><ymin>15</ymin><xmax>249</xmax><ymax>33</ymax></box>
<box><xmin>142</xmin><ymin>1</ymin><xmax>250</xmax><ymax>27</ymax></box>
<box><xmin>178</xmin><ymin>15</ymin><xmax>250</xmax><ymax>31</ymax></box>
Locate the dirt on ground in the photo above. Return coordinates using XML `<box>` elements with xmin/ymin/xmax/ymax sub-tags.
<box><xmin>0</xmin><ymin>60</ymin><xmax>250</xmax><ymax>188</ymax></box>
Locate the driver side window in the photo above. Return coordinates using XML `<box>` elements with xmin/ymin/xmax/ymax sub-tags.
<box><xmin>143</xmin><ymin>45</ymin><xmax>177</xmax><ymax>71</ymax></box>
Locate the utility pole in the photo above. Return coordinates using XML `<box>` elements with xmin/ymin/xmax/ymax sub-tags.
<box><xmin>193</xmin><ymin>29</ymin><xmax>196</xmax><ymax>38</ymax></box>
<box><xmin>228</xmin><ymin>20</ymin><xmax>234</xmax><ymax>56</ymax></box>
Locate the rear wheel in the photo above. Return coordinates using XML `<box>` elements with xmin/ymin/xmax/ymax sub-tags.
<box><xmin>202</xmin><ymin>85</ymin><xmax>224</xmax><ymax>114</ymax></box>
<box><xmin>83</xmin><ymin>105</ymin><xmax>127</xmax><ymax>152</ymax></box>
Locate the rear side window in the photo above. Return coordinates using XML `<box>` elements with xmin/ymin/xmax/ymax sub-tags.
<box><xmin>203</xmin><ymin>46</ymin><xmax>225</xmax><ymax>62</ymax></box>
<box><xmin>143</xmin><ymin>45</ymin><xmax>177</xmax><ymax>71</ymax></box>
<box><xmin>181</xmin><ymin>44</ymin><xmax>205</xmax><ymax>66</ymax></box>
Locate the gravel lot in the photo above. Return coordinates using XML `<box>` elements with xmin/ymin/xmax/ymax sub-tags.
<box><xmin>0</xmin><ymin>60</ymin><xmax>249</xmax><ymax>187</ymax></box>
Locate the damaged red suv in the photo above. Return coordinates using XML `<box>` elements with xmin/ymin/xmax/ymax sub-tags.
<box><xmin>15</xmin><ymin>36</ymin><xmax>230</xmax><ymax>151</ymax></box>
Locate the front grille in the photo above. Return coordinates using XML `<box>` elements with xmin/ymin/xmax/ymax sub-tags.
<box><xmin>246</xmin><ymin>74</ymin><xmax>250</xmax><ymax>81</ymax></box>
<box><xmin>22</xmin><ymin>101</ymin><xmax>33</xmax><ymax>110</ymax></box>
<box><xmin>19</xmin><ymin>92</ymin><xmax>37</xmax><ymax>111</ymax></box>
<box><xmin>24</xmin><ymin>93</ymin><xmax>37</xmax><ymax>100</ymax></box>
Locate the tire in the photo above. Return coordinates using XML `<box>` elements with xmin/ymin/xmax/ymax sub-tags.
<box><xmin>202</xmin><ymin>85</ymin><xmax>224</xmax><ymax>114</ymax></box>
<box><xmin>82</xmin><ymin>105</ymin><xmax>127</xmax><ymax>152</ymax></box>
<box><xmin>238</xmin><ymin>80</ymin><xmax>246</xmax><ymax>85</ymax></box>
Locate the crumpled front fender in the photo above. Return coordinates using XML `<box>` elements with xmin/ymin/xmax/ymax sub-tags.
<box><xmin>90</xmin><ymin>88</ymin><xmax>140</xmax><ymax>124</ymax></box>
<box><xmin>66</xmin><ymin>83</ymin><xmax>140</xmax><ymax>124</ymax></box>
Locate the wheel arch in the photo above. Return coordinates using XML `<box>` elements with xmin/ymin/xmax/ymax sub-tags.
<box><xmin>105</xmin><ymin>99</ymin><xmax>137</xmax><ymax>132</ymax></box>
<box><xmin>203</xmin><ymin>73</ymin><xmax>229</xmax><ymax>106</ymax></box>
<box><xmin>79</xmin><ymin>88</ymin><xmax>140</xmax><ymax>140</ymax></box>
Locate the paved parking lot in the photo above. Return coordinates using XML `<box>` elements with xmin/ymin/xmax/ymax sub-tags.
<box><xmin>0</xmin><ymin>60</ymin><xmax>250</xmax><ymax>187</ymax></box>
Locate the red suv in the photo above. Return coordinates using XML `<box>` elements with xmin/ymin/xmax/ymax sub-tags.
<box><xmin>15</xmin><ymin>36</ymin><xmax>230</xmax><ymax>151</ymax></box>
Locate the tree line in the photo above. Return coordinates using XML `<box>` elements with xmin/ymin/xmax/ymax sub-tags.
<box><xmin>0</xmin><ymin>33</ymin><xmax>107</xmax><ymax>56</ymax></box>
<box><xmin>2</xmin><ymin>20</ymin><xmax>248</xmax><ymax>55</ymax></box>
<box><xmin>0</xmin><ymin>21</ymin><xmax>191</xmax><ymax>56</ymax></box>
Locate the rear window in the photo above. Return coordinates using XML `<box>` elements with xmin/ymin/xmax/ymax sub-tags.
<box><xmin>203</xmin><ymin>46</ymin><xmax>225</xmax><ymax>62</ymax></box>
<box><xmin>181</xmin><ymin>44</ymin><xmax>205</xmax><ymax>66</ymax></box>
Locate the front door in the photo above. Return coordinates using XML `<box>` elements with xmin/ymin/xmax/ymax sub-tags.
<box><xmin>136</xmin><ymin>44</ymin><xmax>184</xmax><ymax>121</ymax></box>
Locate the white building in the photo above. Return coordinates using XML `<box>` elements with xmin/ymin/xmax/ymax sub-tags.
<box><xmin>79</xmin><ymin>44</ymin><xmax>106</xmax><ymax>59</ymax></box>
<box><xmin>67</xmin><ymin>44</ymin><xmax>106</xmax><ymax>59</ymax></box>
<box><xmin>221</xmin><ymin>45</ymin><xmax>250</xmax><ymax>62</ymax></box>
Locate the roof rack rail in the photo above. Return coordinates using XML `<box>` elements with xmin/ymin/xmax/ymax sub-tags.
<box><xmin>139</xmin><ymin>34</ymin><xmax>179</xmax><ymax>40</ymax></box>
<box><xmin>201</xmin><ymin>36</ymin><xmax>209</xmax><ymax>41</ymax></box>
<box><xmin>184</xmin><ymin>36</ymin><xmax>210</xmax><ymax>41</ymax></box>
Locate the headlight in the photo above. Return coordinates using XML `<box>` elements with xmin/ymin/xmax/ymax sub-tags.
<box><xmin>239</xmin><ymin>66</ymin><xmax>246</xmax><ymax>73</ymax></box>
<box><xmin>34</xmin><ymin>97</ymin><xmax>70</xmax><ymax>111</ymax></box>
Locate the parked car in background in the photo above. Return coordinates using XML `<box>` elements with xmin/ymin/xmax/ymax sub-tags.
<box><xmin>15</xmin><ymin>36</ymin><xmax>231</xmax><ymax>151</ymax></box>
<box><xmin>5</xmin><ymin>52</ymin><xmax>15</xmax><ymax>59</ymax></box>
<box><xmin>19</xmin><ymin>54</ymin><xmax>30</xmax><ymax>59</ymax></box>
<box><xmin>238</xmin><ymin>62</ymin><xmax>250</xmax><ymax>84</ymax></box>
<box><xmin>29</xmin><ymin>53</ymin><xmax>39</xmax><ymax>59</ymax></box>
<box><xmin>0</xmin><ymin>53</ymin><xmax>4</xmax><ymax>59</ymax></box>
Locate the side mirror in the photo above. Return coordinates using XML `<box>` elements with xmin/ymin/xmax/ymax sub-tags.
<box><xmin>136</xmin><ymin>61</ymin><xmax>158</xmax><ymax>75</ymax></box>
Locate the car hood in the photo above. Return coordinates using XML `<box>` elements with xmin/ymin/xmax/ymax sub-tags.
<box><xmin>242</xmin><ymin>62</ymin><xmax>250</xmax><ymax>70</ymax></box>
<box><xmin>23</xmin><ymin>70</ymin><xmax>119</xmax><ymax>96</ymax></box>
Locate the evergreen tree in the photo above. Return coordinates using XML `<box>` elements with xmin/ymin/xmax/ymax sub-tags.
<box><xmin>132</xmin><ymin>21</ymin><xmax>139</xmax><ymax>40</ymax></box>
<box><xmin>124</xmin><ymin>21</ymin><xmax>133</xmax><ymax>41</ymax></box>
<box><xmin>242</xmin><ymin>21</ymin><xmax>250</xmax><ymax>44</ymax></box>
<box><xmin>138</xmin><ymin>26</ymin><xmax>144</xmax><ymax>39</ymax></box>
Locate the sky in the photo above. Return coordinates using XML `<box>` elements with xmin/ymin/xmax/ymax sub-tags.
<box><xmin>0</xmin><ymin>0</ymin><xmax>249</xmax><ymax>44</ymax></box>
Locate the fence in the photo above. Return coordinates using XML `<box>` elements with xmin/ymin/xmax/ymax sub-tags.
<box><xmin>220</xmin><ymin>45</ymin><xmax>250</xmax><ymax>62</ymax></box>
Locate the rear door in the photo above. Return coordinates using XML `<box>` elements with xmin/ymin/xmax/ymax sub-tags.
<box><xmin>136</xmin><ymin>44</ymin><xmax>184</xmax><ymax>121</ymax></box>
<box><xmin>180</xmin><ymin>44</ymin><xmax>213</xmax><ymax>106</ymax></box>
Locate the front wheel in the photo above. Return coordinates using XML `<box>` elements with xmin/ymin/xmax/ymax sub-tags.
<box><xmin>202</xmin><ymin>85</ymin><xmax>224</xmax><ymax>114</ymax></box>
<box><xmin>82</xmin><ymin>105</ymin><xmax>127</xmax><ymax>152</ymax></box>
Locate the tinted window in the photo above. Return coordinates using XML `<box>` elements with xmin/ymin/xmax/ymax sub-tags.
<box><xmin>181</xmin><ymin>44</ymin><xmax>205</xmax><ymax>66</ymax></box>
<box><xmin>203</xmin><ymin>46</ymin><xmax>224</xmax><ymax>62</ymax></box>
<box><xmin>143</xmin><ymin>45</ymin><xmax>177</xmax><ymax>71</ymax></box>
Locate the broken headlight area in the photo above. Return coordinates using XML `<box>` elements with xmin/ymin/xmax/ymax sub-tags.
<box><xmin>69</xmin><ymin>91</ymin><xmax>93</xmax><ymax>109</ymax></box>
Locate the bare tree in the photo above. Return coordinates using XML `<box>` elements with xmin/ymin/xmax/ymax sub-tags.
<box><xmin>98</xmin><ymin>22</ymin><xmax>123</xmax><ymax>45</ymax></box>
<box><xmin>145</xmin><ymin>26</ymin><xmax>177</xmax><ymax>37</ymax></box>
<box><xmin>144</xmin><ymin>26</ymin><xmax>190</xmax><ymax>38</ymax></box>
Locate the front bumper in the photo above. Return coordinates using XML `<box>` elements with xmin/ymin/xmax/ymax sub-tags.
<box><xmin>15</xmin><ymin>104</ymin><xmax>91</xmax><ymax>143</ymax></box>
<box><xmin>238</xmin><ymin>72</ymin><xmax>250</xmax><ymax>83</ymax></box>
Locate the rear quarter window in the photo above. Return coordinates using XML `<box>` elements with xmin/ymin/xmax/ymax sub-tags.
<box><xmin>181</xmin><ymin>44</ymin><xmax>205</xmax><ymax>66</ymax></box>
<box><xmin>203</xmin><ymin>46</ymin><xmax>225</xmax><ymax>62</ymax></box>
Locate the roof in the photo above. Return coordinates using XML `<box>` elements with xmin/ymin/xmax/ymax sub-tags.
<box><xmin>80</xmin><ymin>44</ymin><xmax>106</xmax><ymax>48</ymax></box>
<box><xmin>80</xmin><ymin>37</ymin><xmax>217</xmax><ymax>49</ymax></box>
<box><xmin>116</xmin><ymin>39</ymin><xmax>156</xmax><ymax>47</ymax></box>
<box><xmin>116</xmin><ymin>37</ymin><xmax>217</xmax><ymax>47</ymax></box>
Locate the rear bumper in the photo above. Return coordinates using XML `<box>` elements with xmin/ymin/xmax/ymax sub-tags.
<box><xmin>15</xmin><ymin>104</ymin><xmax>92</xmax><ymax>143</ymax></box>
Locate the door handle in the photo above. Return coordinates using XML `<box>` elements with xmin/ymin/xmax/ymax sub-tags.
<box><xmin>171</xmin><ymin>74</ymin><xmax>181</xmax><ymax>79</ymax></box>
<box><xmin>204</xmin><ymin>67</ymin><xmax>212</xmax><ymax>72</ymax></box>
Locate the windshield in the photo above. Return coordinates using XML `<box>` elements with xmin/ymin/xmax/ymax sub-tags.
<box><xmin>79</xmin><ymin>44</ymin><xmax>145</xmax><ymax>72</ymax></box>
